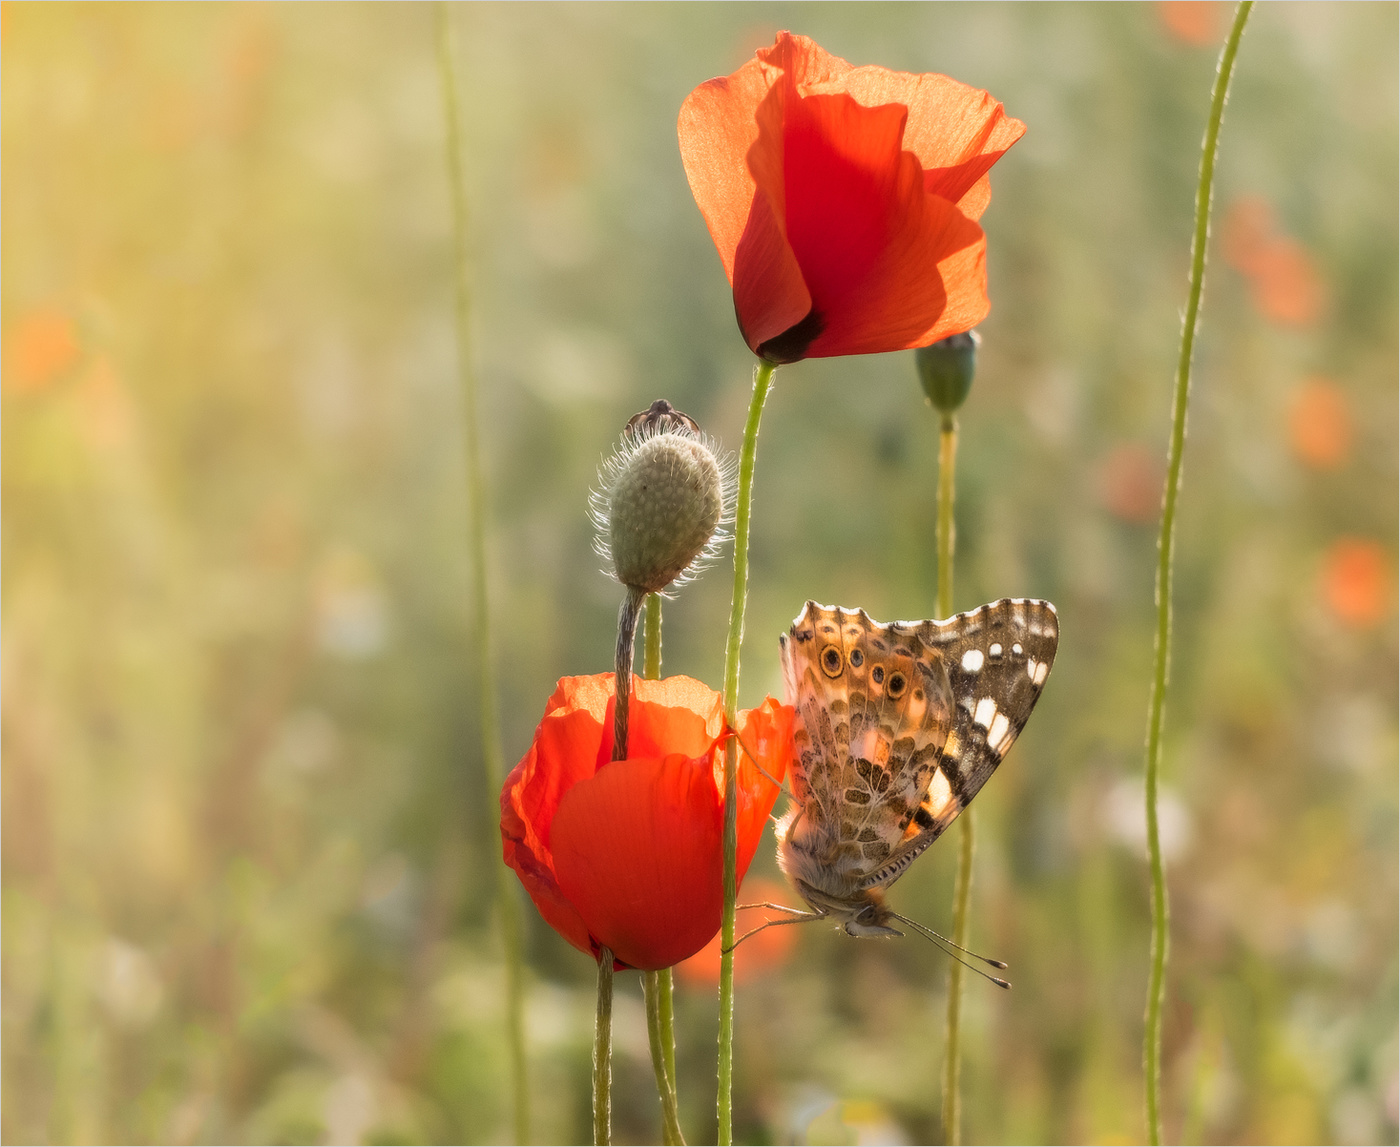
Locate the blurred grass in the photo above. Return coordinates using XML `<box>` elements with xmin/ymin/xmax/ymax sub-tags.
<box><xmin>3</xmin><ymin>3</ymin><xmax>1396</xmax><ymax>1144</ymax></box>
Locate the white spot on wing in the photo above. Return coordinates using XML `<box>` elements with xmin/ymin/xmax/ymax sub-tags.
<box><xmin>961</xmin><ymin>649</ymin><xmax>984</xmax><ymax>673</ymax></box>
<box><xmin>1012</xmin><ymin>643</ymin><xmax>1023</xmax><ymax>656</ymax></box>
<box><xmin>989</xmin><ymin>643</ymin><xmax>1003</xmax><ymax>659</ymax></box>
<box><xmin>973</xmin><ymin>697</ymin><xmax>997</xmax><ymax>729</ymax></box>
<box><xmin>988</xmin><ymin>712</ymin><xmax>1011</xmax><ymax>752</ymax></box>
<box><xmin>924</xmin><ymin>769</ymin><xmax>955</xmax><ymax>818</ymax></box>
<box><xmin>1033</xmin><ymin>661</ymin><xmax>1049</xmax><ymax>686</ymax></box>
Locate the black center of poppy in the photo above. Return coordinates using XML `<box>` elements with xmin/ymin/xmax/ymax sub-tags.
<box><xmin>758</xmin><ymin>309</ymin><xmax>825</xmax><ymax>364</ymax></box>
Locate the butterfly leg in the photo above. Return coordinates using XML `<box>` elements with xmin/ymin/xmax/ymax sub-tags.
<box><xmin>730</xmin><ymin>731</ymin><xmax>793</xmax><ymax>800</ymax></box>
<box><xmin>725</xmin><ymin>903</ymin><xmax>827</xmax><ymax>952</ymax></box>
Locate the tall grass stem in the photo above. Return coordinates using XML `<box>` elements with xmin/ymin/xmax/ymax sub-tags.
<box><xmin>718</xmin><ymin>359</ymin><xmax>776</xmax><ymax>1145</ymax></box>
<box><xmin>434</xmin><ymin>6</ymin><xmax>528</xmax><ymax>1140</ymax></box>
<box><xmin>1144</xmin><ymin>4</ymin><xmax>1252</xmax><ymax>1142</ymax></box>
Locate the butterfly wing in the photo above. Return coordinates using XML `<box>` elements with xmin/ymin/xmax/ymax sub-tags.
<box><xmin>858</xmin><ymin>598</ymin><xmax>1059</xmax><ymax>892</ymax></box>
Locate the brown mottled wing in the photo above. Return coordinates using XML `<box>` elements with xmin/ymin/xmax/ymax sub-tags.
<box><xmin>858</xmin><ymin>598</ymin><xmax>1059</xmax><ymax>893</ymax></box>
<box><xmin>779</xmin><ymin>603</ymin><xmax>955</xmax><ymax>891</ymax></box>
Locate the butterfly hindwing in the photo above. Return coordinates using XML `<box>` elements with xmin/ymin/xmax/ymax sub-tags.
<box><xmin>856</xmin><ymin>599</ymin><xmax>1059</xmax><ymax>891</ymax></box>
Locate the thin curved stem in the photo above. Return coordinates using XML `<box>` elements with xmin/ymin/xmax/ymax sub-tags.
<box><xmin>435</xmin><ymin>6</ymin><xmax>528</xmax><ymax>1141</ymax></box>
<box><xmin>935</xmin><ymin>413</ymin><xmax>972</xmax><ymax>1146</ymax></box>
<box><xmin>1144</xmin><ymin>5</ymin><xmax>1252</xmax><ymax>1143</ymax></box>
<box><xmin>593</xmin><ymin>949</ymin><xmax>614</xmax><ymax>1147</ymax></box>
<box><xmin>718</xmin><ymin>359</ymin><xmax>776</xmax><ymax>1146</ymax></box>
<box><xmin>613</xmin><ymin>586</ymin><xmax>645</xmax><ymax>761</ymax></box>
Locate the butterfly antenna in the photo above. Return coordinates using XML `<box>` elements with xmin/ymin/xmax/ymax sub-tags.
<box><xmin>890</xmin><ymin>912</ymin><xmax>1011</xmax><ymax>990</ymax></box>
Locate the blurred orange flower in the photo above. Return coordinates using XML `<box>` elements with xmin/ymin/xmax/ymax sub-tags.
<box><xmin>501</xmin><ymin>674</ymin><xmax>794</xmax><ymax>970</ymax></box>
<box><xmin>1157</xmin><ymin>1</ymin><xmax>1227</xmax><ymax>46</ymax></box>
<box><xmin>4</xmin><ymin>309</ymin><xmax>80</xmax><ymax>395</ymax></box>
<box><xmin>1289</xmin><ymin>377</ymin><xmax>1353</xmax><ymax>470</ymax></box>
<box><xmin>1221</xmin><ymin>196</ymin><xmax>1325</xmax><ymax>327</ymax></box>
<box><xmin>1321</xmin><ymin>539</ymin><xmax>1391</xmax><ymax>628</ymax></box>
<box><xmin>1098</xmin><ymin>442</ymin><xmax>1162</xmax><ymax>524</ymax></box>
<box><xmin>679</xmin><ymin>31</ymin><xmax>1024</xmax><ymax>362</ymax></box>
<box><xmin>675</xmin><ymin>876</ymin><xmax>799</xmax><ymax>987</ymax></box>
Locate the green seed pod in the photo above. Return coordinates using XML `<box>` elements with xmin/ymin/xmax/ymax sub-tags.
<box><xmin>915</xmin><ymin>330</ymin><xmax>980</xmax><ymax>413</ymax></box>
<box><xmin>591</xmin><ymin>405</ymin><xmax>733</xmax><ymax>595</ymax></box>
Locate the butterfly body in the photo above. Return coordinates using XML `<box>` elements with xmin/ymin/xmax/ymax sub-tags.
<box><xmin>775</xmin><ymin>599</ymin><xmax>1058</xmax><ymax>936</ymax></box>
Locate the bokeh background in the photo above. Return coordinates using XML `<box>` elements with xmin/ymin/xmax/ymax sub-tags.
<box><xmin>3</xmin><ymin>2</ymin><xmax>1396</xmax><ymax>1144</ymax></box>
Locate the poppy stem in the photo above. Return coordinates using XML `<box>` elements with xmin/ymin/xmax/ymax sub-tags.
<box><xmin>1145</xmin><ymin>5</ymin><xmax>1252</xmax><ymax>1143</ymax></box>
<box><xmin>613</xmin><ymin>585</ymin><xmax>646</xmax><ymax>761</ymax></box>
<box><xmin>935</xmin><ymin>412</ymin><xmax>973</xmax><ymax>1147</ymax></box>
<box><xmin>641</xmin><ymin>593</ymin><xmax>684</xmax><ymax>1144</ymax></box>
<box><xmin>435</xmin><ymin>6</ymin><xmax>528</xmax><ymax>1141</ymax></box>
<box><xmin>645</xmin><ymin>971</ymin><xmax>686</xmax><ymax>1145</ymax></box>
<box><xmin>718</xmin><ymin>358</ymin><xmax>776</xmax><ymax>1146</ymax></box>
<box><xmin>643</xmin><ymin>591</ymin><xmax>663</xmax><ymax>681</ymax></box>
<box><xmin>593</xmin><ymin>947</ymin><xmax>614</xmax><ymax>1147</ymax></box>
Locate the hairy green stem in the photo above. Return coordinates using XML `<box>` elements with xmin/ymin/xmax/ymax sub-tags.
<box><xmin>658</xmin><ymin>965</ymin><xmax>677</xmax><ymax>1103</ymax></box>
<box><xmin>645</xmin><ymin>971</ymin><xmax>686</xmax><ymax>1145</ymax></box>
<box><xmin>594</xmin><ymin>948</ymin><xmax>614</xmax><ymax>1146</ymax></box>
<box><xmin>718</xmin><ymin>359</ymin><xmax>777</xmax><ymax>1146</ymax></box>
<box><xmin>644</xmin><ymin>591</ymin><xmax>663</xmax><ymax>681</ymax></box>
<box><xmin>935</xmin><ymin>413</ymin><xmax>972</xmax><ymax>1146</ymax></box>
<box><xmin>1144</xmin><ymin>5</ymin><xmax>1251</xmax><ymax>1143</ymax></box>
<box><xmin>640</xmin><ymin>593</ymin><xmax>684</xmax><ymax>1144</ymax></box>
<box><xmin>435</xmin><ymin>6</ymin><xmax>528</xmax><ymax>1140</ymax></box>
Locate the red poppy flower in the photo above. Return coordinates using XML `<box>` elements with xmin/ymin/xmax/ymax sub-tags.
<box><xmin>500</xmin><ymin>674</ymin><xmax>795</xmax><ymax>970</ymax></box>
<box><xmin>679</xmin><ymin>31</ymin><xmax>1024</xmax><ymax>363</ymax></box>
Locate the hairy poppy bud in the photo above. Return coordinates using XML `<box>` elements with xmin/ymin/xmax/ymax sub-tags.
<box><xmin>916</xmin><ymin>330</ymin><xmax>980</xmax><ymax>413</ymax></box>
<box><xmin>591</xmin><ymin>403</ymin><xmax>733</xmax><ymax>595</ymax></box>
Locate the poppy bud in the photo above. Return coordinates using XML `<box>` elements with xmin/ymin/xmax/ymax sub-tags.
<box><xmin>591</xmin><ymin>403</ymin><xmax>733</xmax><ymax>595</ymax></box>
<box><xmin>916</xmin><ymin>330</ymin><xmax>980</xmax><ymax>413</ymax></box>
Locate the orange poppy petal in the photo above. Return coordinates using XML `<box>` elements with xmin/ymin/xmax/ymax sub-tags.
<box><xmin>677</xmin><ymin>55</ymin><xmax>771</xmax><ymax>283</ymax></box>
<box><xmin>762</xmin><ymin>88</ymin><xmax>985</xmax><ymax>359</ymax></box>
<box><xmin>733</xmin><ymin>698</ymin><xmax>794</xmax><ymax>876</ymax></box>
<box><xmin>501</xmin><ymin>798</ymin><xmax>596</xmax><ymax>958</ymax></box>
<box><xmin>630</xmin><ymin>675</ymin><xmax>726</xmax><ymax>759</ymax></box>
<box><xmin>843</xmin><ymin>68</ymin><xmax>1024</xmax><ymax>219</ymax></box>
<box><xmin>552</xmin><ymin>754</ymin><xmax>725</xmax><ymax>970</ymax></box>
<box><xmin>545</xmin><ymin>673</ymin><xmax>612</xmax><ymax>724</ymax></box>
<box><xmin>525</xmin><ymin>706</ymin><xmax>609</xmax><ymax>849</ymax></box>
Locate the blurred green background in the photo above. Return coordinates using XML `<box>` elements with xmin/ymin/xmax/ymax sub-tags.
<box><xmin>3</xmin><ymin>2</ymin><xmax>1396</xmax><ymax>1144</ymax></box>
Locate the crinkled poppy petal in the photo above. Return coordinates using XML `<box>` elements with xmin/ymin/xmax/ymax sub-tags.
<box><xmin>841</xmin><ymin>67</ymin><xmax>1024</xmax><ymax>220</ymax></box>
<box><xmin>544</xmin><ymin>673</ymin><xmax>612</xmax><ymax>724</ymax></box>
<box><xmin>756</xmin><ymin>31</ymin><xmax>850</xmax><ymax>92</ymax></box>
<box><xmin>766</xmin><ymin>88</ymin><xmax>986</xmax><ymax>359</ymax></box>
<box><xmin>629</xmin><ymin>675</ymin><xmax>726</xmax><ymax>760</ymax></box>
<box><xmin>552</xmin><ymin>754</ymin><xmax>725</xmax><ymax>971</ymax></box>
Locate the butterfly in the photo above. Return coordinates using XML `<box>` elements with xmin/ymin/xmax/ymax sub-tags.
<box><xmin>759</xmin><ymin>598</ymin><xmax>1058</xmax><ymax>957</ymax></box>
